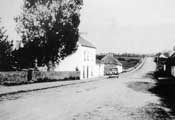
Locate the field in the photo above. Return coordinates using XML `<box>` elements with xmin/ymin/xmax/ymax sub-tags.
<box><xmin>97</xmin><ymin>54</ymin><xmax>142</xmax><ymax>70</ymax></box>
<box><xmin>117</xmin><ymin>57</ymin><xmax>142</xmax><ymax>69</ymax></box>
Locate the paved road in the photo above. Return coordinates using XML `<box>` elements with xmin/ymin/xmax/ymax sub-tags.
<box><xmin>0</xmin><ymin>57</ymin><xmax>174</xmax><ymax>120</ymax></box>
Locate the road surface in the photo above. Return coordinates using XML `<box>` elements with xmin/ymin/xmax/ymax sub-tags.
<box><xmin>0</xmin><ymin>57</ymin><xmax>174</xmax><ymax>120</ymax></box>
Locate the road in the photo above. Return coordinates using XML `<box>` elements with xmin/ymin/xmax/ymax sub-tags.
<box><xmin>0</xmin><ymin>57</ymin><xmax>174</xmax><ymax>120</ymax></box>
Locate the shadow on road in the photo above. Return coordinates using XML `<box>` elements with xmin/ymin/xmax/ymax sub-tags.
<box><xmin>127</xmin><ymin>71</ymin><xmax>156</xmax><ymax>93</ymax></box>
<box><xmin>127</xmin><ymin>81</ymin><xmax>155</xmax><ymax>93</ymax></box>
<box><xmin>127</xmin><ymin>71</ymin><xmax>175</xmax><ymax>119</ymax></box>
<box><xmin>142</xmin><ymin>71</ymin><xmax>156</xmax><ymax>79</ymax></box>
<box><xmin>148</xmin><ymin>76</ymin><xmax>175</xmax><ymax>115</ymax></box>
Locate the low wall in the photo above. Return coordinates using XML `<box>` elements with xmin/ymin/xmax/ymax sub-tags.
<box><xmin>0</xmin><ymin>71</ymin><xmax>28</xmax><ymax>85</ymax></box>
<box><xmin>32</xmin><ymin>71</ymin><xmax>80</xmax><ymax>82</ymax></box>
<box><xmin>0</xmin><ymin>70</ymin><xmax>80</xmax><ymax>86</ymax></box>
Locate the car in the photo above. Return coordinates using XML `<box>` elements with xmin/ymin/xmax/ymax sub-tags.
<box><xmin>106</xmin><ymin>68</ymin><xmax>119</xmax><ymax>78</ymax></box>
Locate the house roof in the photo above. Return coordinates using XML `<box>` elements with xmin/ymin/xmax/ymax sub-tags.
<box><xmin>101</xmin><ymin>55</ymin><xmax>122</xmax><ymax>66</ymax></box>
<box><xmin>159</xmin><ymin>51</ymin><xmax>173</xmax><ymax>58</ymax></box>
<box><xmin>169</xmin><ymin>51</ymin><xmax>175</xmax><ymax>58</ymax></box>
<box><xmin>168</xmin><ymin>51</ymin><xmax>175</xmax><ymax>65</ymax></box>
<box><xmin>78</xmin><ymin>37</ymin><xmax>96</xmax><ymax>49</ymax></box>
<box><xmin>159</xmin><ymin>54</ymin><xmax>168</xmax><ymax>58</ymax></box>
<box><xmin>96</xmin><ymin>58</ymin><xmax>103</xmax><ymax>64</ymax></box>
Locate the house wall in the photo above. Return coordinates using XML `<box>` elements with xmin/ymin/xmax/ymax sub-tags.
<box><xmin>55</xmin><ymin>44</ymin><xmax>97</xmax><ymax>79</ymax></box>
<box><xmin>118</xmin><ymin>65</ymin><xmax>123</xmax><ymax>73</ymax></box>
<box><xmin>80</xmin><ymin>46</ymin><xmax>97</xmax><ymax>79</ymax></box>
<box><xmin>54</xmin><ymin>45</ymin><xmax>82</xmax><ymax>72</ymax></box>
<box><xmin>171</xmin><ymin>66</ymin><xmax>175</xmax><ymax>77</ymax></box>
<box><xmin>95</xmin><ymin>64</ymin><xmax>104</xmax><ymax>77</ymax></box>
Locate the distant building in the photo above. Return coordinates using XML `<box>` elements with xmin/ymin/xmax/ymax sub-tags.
<box><xmin>155</xmin><ymin>53</ymin><xmax>168</xmax><ymax>72</ymax></box>
<box><xmin>166</xmin><ymin>52</ymin><xmax>175</xmax><ymax>77</ymax></box>
<box><xmin>155</xmin><ymin>51</ymin><xmax>175</xmax><ymax>78</ymax></box>
<box><xmin>101</xmin><ymin>54</ymin><xmax>123</xmax><ymax>75</ymax></box>
<box><xmin>54</xmin><ymin>37</ymin><xmax>104</xmax><ymax>79</ymax></box>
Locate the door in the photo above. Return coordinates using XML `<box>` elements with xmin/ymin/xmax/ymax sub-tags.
<box><xmin>83</xmin><ymin>66</ymin><xmax>85</xmax><ymax>79</ymax></box>
<box><xmin>87</xmin><ymin>66</ymin><xmax>89</xmax><ymax>78</ymax></box>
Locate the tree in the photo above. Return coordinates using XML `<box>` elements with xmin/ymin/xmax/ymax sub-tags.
<box><xmin>15</xmin><ymin>0</ymin><xmax>83</xmax><ymax>70</ymax></box>
<box><xmin>0</xmin><ymin>19</ymin><xmax>13</xmax><ymax>71</ymax></box>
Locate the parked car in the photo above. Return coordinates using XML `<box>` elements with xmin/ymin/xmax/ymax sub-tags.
<box><xmin>106</xmin><ymin>68</ymin><xmax>119</xmax><ymax>78</ymax></box>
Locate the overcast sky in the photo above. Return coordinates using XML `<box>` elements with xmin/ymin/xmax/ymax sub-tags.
<box><xmin>1</xmin><ymin>0</ymin><xmax>175</xmax><ymax>54</ymax></box>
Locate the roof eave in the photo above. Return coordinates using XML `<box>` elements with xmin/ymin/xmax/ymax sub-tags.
<box><xmin>81</xmin><ymin>45</ymin><xmax>96</xmax><ymax>49</ymax></box>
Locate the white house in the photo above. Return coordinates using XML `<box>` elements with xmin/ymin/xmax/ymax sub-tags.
<box><xmin>54</xmin><ymin>37</ymin><xmax>104</xmax><ymax>79</ymax></box>
<box><xmin>101</xmin><ymin>54</ymin><xmax>123</xmax><ymax>74</ymax></box>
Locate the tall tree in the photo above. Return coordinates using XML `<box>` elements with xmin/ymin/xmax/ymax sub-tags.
<box><xmin>15</xmin><ymin>0</ymin><xmax>83</xmax><ymax>70</ymax></box>
<box><xmin>0</xmin><ymin>19</ymin><xmax>13</xmax><ymax>71</ymax></box>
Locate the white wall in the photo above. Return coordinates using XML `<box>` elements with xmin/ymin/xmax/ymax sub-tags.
<box><xmin>117</xmin><ymin>65</ymin><xmax>123</xmax><ymax>73</ymax></box>
<box><xmin>55</xmin><ymin>45</ymin><xmax>82</xmax><ymax>72</ymax></box>
<box><xmin>171</xmin><ymin>66</ymin><xmax>175</xmax><ymax>77</ymax></box>
<box><xmin>79</xmin><ymin>45</ymin><xmax>97</xmax><ymax>79</ymax></box>
<box><xmin>95</xmin><ymin>64</ymin><xmax>104</xmax><ymax>77</ymax></box>
<box><xmin>55</xmin><ymin>44</ymin><xmax>97</xmax><ymax>79</ymax></box>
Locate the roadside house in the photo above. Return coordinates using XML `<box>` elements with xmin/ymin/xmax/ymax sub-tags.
<box><xmin>167</xmin><ymin>52</ymin><xmax>175</xmax><ymax>77</ymax></box>
<box><xmin>155</xmin><ymin>51</ymin><xmax>174</xmax><ymax>78</ymax></box>
<box><xmin>54</xmin><ymin>36</ymin><xmax>104</xmax><ymax>79</ymax></box>
<box><xmin>156</xmin><ymin>53</ymin><xmax>168</xmax><ymax>72</ymax></box>
<box><xmin>101</xmin><ymin>54</ymin><xmax>123</xmax><ymax>75</ymax></box>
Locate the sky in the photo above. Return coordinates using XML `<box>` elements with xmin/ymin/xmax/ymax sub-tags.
<box><xmin>0</xmin><ymin>0</ymin><xmax>22</xmax><ymax>41</ymax></box>
<box><xmin>1</xmin><ymin>0</ymin><xmax>175</xmax><ymax>54</ymax></box>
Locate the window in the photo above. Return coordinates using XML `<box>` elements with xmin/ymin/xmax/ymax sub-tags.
<box><xmin>87</xmin><ymin>51</ymin><xmax>89</xmax><ymax>61</ymax></box>
<box><xmin>83</xmin><ymin>66</ymin><xmax>85</xmax><ymax>78</ymax></box>
<box><xmin>84</xmin><ymin>51</ymin><xmax>86</xmax><ymax>61</ymax></box>
<box><xmin>91</xmin><ymin>66</ymin><xmax>93</xmax><ymax>76</ymax></box>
